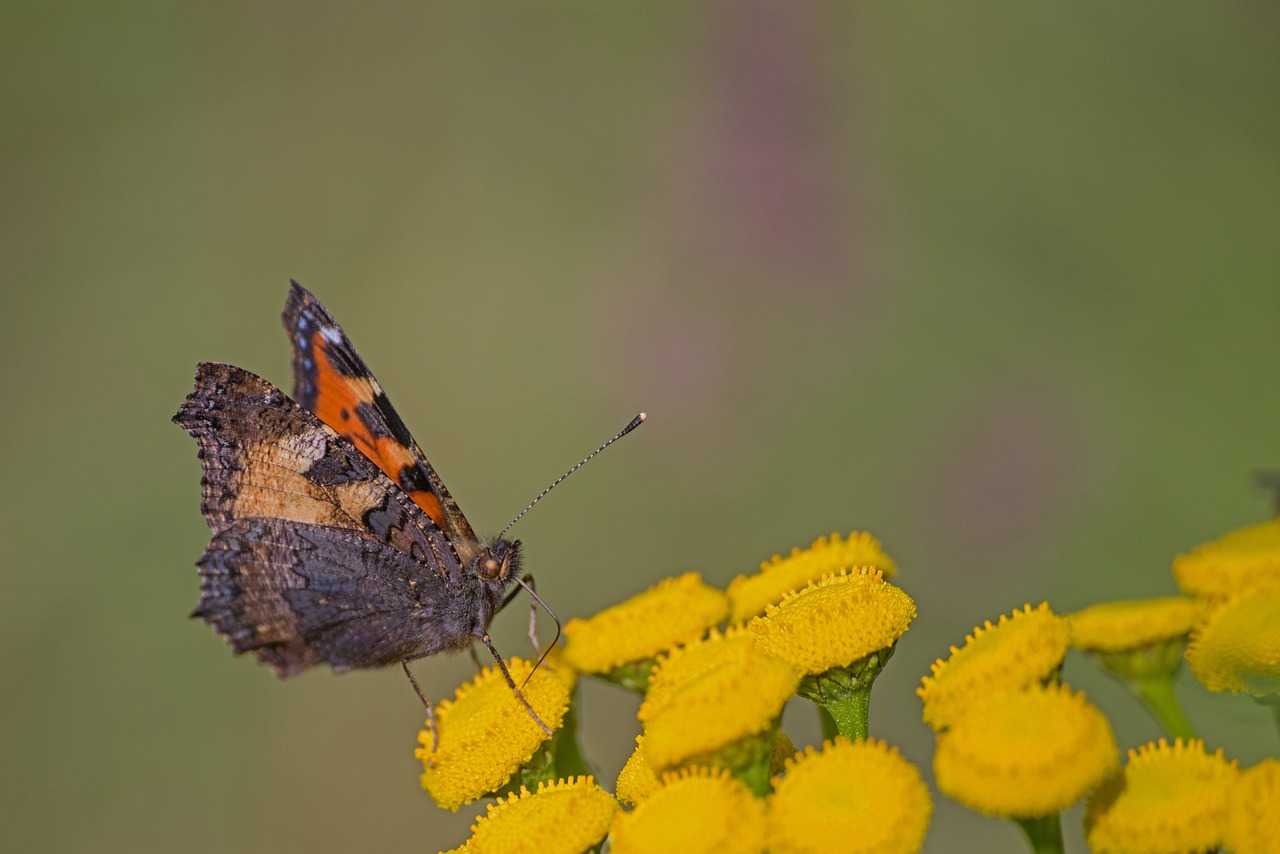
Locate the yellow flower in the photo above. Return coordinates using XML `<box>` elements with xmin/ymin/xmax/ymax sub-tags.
<box><xmin>618</xmin><ymin>730</ymin><xmax>797</xmax><ymax>805</ymax></box>
<box><xmin>1185</xmin><ymin>582</ymin><xmax>1280</xmax><ymax>696</ymax></box>
<box><xmin>1172</xmin><ymin>518</ymin><xmax>1280</xmax><ymax>598</ymax></box>
<box><xmin>609</xmin><ymin>768</ymin><xmax>767</xmax><ymax>854</ymax></box>
<box><xmin>1225</xmin><ymin>758</ymin><xmax>1280</xmax><ymax>854</ymax></box>
<box><xmin>417</xmin><ymin>658</ymin><xmax>570</xmax><ymax>811</ymax></box>
<box><xmin>639</xmin><ymin>630</ymin><xmax>799</xmax><ymax>770</ymax></box>
<box><xmin>1085</xmin><ymin>739</ymin><xmax>1238</xmax><ymax>854</ymax></box>
<box><xmin>768</xmin><ymin>738</ymin><xmax>931</xmax><ymax>854</ymax></box>
<box><xmin>727</xmin><ymin>531</ymin><xmax>897</xmax><ymax>623</ymax></box>
<box><xmin>918</xmin><ymin>602</ymin><xmax>1069</xmax><ymax>732</ymax></box>
<box><xmin>455</xmin><ymin>777</ymin><xmax>616</xmax><ymax>854</ymax></box>
<box><xmin>750</xmin><ymin>569</ymin><xmax>916</xmax><ymax>675</ymax></box>
<box><xmin>934</xmin><ymin>683</ymin><xmax>1117</xmax><ymax>818</ymax></box>
<box><xmin>1067</xmin><ymin>596</ymin><xmax>1204</xmax><ymax>653</ymax></box>
<box><xmin>562</xmin><ymin>572</ymin><xmax>729</xmax><ymax>676</ymax></box>
<box><xmin>616</xmin><ymin>736</ymin><xmax>660</xmax><ymax>805</ymax></box>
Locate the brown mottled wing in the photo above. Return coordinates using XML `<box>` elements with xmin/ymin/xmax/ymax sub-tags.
<box><xmin>195</xmin><ymin>519</ymin><xmax>484</xmax><ymax>674</ymax></box>
<box><xmin>173</xmin><ymin>362</ymin><xmax>471</xmax><ymax>674</ymax></box>
<box><xmin>282</xmin><ymin>281</ymin><xmax>477</xmax><ymax>543</ymax></box>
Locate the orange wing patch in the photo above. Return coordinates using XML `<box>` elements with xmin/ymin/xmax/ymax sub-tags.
<box><xmin>306</xmin><ymin>331</ymin><xmax>449</xmax><ymax>529</ymax></box>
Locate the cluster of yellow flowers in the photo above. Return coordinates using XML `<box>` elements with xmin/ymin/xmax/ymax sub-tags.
<box><xmin>415</xmin><ymin>522</ymin><xmax>1280</xmax><ymax>854</ymax></box>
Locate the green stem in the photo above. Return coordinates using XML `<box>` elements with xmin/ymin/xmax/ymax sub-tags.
<box><xmin>1132</xmin><ymin>676</ymin><xmax>1197</xmax><ymax>741</ymax></box>
<box><xmin>1014</xmin><ymin>813</ymin><xmax>1064</xmax><ymax>854</ymax></box>
<box><xmin>817</xmin><ymin>705</ymin><xmax>839</xmax><ymax>741</ymax></box>
<box><xmin>1271</xmin><ymin>700</ymin><xmax>1280</xmax><ymax>747</ymax></box>
<box><xmin>819</xmin><ymin>684</ymin><xmax>871</xmax><ymax>740</ymax></box>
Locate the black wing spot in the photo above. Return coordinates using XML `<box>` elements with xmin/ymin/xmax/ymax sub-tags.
<box><xmin>397</xmin><ymin>463</ymin><xmax>433</xmax><ymax>493</ymax></box>
<box><xmin>355</xmin><ymin>402</ymin><xmax>395</xmax><ymax>438</ymax></box>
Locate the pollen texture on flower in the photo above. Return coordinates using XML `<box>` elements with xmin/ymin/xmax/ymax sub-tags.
<box><xmin>1185</xmin><ymin>582</ymin><xmax>1280</xmax><ymax>696</ymax></box>
<box><xmin>767</xmin><ymin>738</ymin><xmax>931</xmax><ymax>854</ymax></box>
<box><xmin>639</xmin><ymin>630</ymin><xmax>799</xmax><ymax>770</ymax></box>
<box><xmin>727</xmin><ymin>531</ymin><xmax>897</xmax><ymax>623</ymax></box>
<box><xmin>616</xmin><ymin>736</ymin><xmax>660</xmax><ymax>805</ymax></box>
<box><xmin>1172</xmin><ymin>518</ymin><xmax>1280</xmax><ymax>598</ymax></box>
<box><xmin>460</xmin><ymin>777</ymin><xmax>616</xmax><ymax>854</ymax></box>
<box><xmin>609</xmin><ymin>768</ymin><xmax>767</xmax><ymax>854</ymax></box>
<box><xmin>562</xmin><ymin>572</ymin><xmax>730</xmax><ymax>674</ymax></box>
<box><xmin>918</xmin><ymin>602</ymin><xmax>1069</xmax><ymax>732</ymax></box>
<box><xmin>933</xmin><ymin>683</ymin><xmax>1117</xmax><ymax>818</ymax></box>
<box><xmin>1225</xmin><ymin>758</ymin><xmax>1280</xmax><ymax>854</ymax></box>
<box><xmin>749</xmin><ymin>569</ymin><xmax>916</xmax><ymax>675</ymax></box>
<box><xmin>416</xmin><ymin>658</ymin><xmax>570</xmax><ymax>811</ymax></box>
<box><xmin>1067</xmin><ymin>596</ymin><xmax>1204</xmax><ymax>652</ymax></box>
<box><xmin>1085</xmin><ymin>739</ymin><xmax>1238</xmax><ymax>854</ymax></box>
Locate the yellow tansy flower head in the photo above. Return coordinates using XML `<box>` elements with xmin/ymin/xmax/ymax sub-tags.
<box><xmin>616</xmin><ymin>736</ymin><xmax>660</xmax><ymax>806</ymax></box>
<box><xmin>610</xmin><ymin>768</ymin><xmax>767</xmax><ymax>854</ymax></box>
<box><xmin>458</xmin><ymin>776</ymin><xmax>616</xmax><ymax>854</ymax></box>
<box><xmin>750</xmin><ymin>569</ymin><xmax>916</xmax><ymax>675</ymax></box>
<box><xmin>639</xmin><ymin>629</ymin><xmax>799</xmax><ymax>770</ymax></box>
<box><xmin>1185</xmin><ymin>582</ymin><xmax>1280</xmax><ymax>696</ymax></box>
<box><xmin>1172</xmin><ymin>518</ymin><xmax>1280</xmax><ymax>598</ymax></box>
<box><xmin>768</xmin><ymin>738</ymin><xmax>931</xmax><ymax>854</ymax></box>
<box><xmin>1067</xmin><ymin>596</ymin><xmax>1204</xmax><ymax>653</ymax></box>
<box><xmin>918</xmin><ymin>602</ymin><xmax>1069</xmax><ymax>732</ymax></box>
<box><xmin>727</xmin><ymin>531</ymin><xmax>897</xmax><ymax>623</ymax></box>
<box><xmin>562</xmin><ymin>572</ymin><xmax>729</xmax><ymax>676</ymax></box>
<box><xmin>1225</xmin><ymin>758</ymin><xmax>1280</xmax><ymax>854</ymax></box>
<box><xmin>1085</xmin><ymin>739</ymin><xmax>1238</xmax><ymax>854</ymax></box>
<box><xmin>417</xmin><ymin>658</ymin><xmax>570</xmax><ymax>811</ymax></box>
<box><xmin>934</xmin><ymin>683</ymin><xmax>1117</xmax><ymax>818</ymax></box>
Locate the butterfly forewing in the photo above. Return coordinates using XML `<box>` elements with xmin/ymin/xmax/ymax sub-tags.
<box><xmin>282</xmin><ymin>281</ymin><xmax>478</xmax><ymax>542</ymax></box>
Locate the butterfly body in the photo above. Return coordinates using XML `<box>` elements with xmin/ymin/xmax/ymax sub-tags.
<box><xmin>175</xmin><ymin>283</ymin><xmax>520</xmax><ymax>678</ymax></box>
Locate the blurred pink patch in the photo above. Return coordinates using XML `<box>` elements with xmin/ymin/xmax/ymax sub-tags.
<box><xmin>924</xmin><ymin>388</ymin><xmax>1085</xmax><ymax>554</ymax></box>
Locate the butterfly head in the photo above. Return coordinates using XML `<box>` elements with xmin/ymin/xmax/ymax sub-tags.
<box><xmin>475</xmin><ymin>537</ymin><xmax>522</xmax><ymax>583</ymax></box>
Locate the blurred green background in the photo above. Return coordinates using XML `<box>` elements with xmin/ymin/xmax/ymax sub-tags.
<box><xmin>3</xmin><ymin>3</ymin><xmax>1278</xmax><ymax>852</ymax></box>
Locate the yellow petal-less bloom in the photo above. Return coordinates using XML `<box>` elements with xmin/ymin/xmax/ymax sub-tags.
<box><xmin>616</xmin><ymin>736</ymin><xmax>660</xmax><ymax>805</ymax></box>
<box><xmin>918</xmin><ymin>602</ymin><xmax>1069</xmax><ymax>732</ymax></box>
<box><xmin>1185</xmin><ymin>582</ymin><xmax>1280</xmax><ymax>696</ymax></box>
<box><xmin>768</xmin><ymin>738</ymin><xmax>931</xmax><ymax>854</ymax></box>
<box><xmin>1172</xmin><ymin>518</ymin><xmax>1280</xmax><ymax>598</ymax></box>
<box><xmin>727</xmin><ymin>531</ymin><xmax>897</xmax><ymax>623</ymax></box>
<box><xmin>1085</xmin><ymin>739</ymin><xmax>1237</xmax><ymax>854</ymax></box>
<box><xmin>934</xmin><ymin>683</ymin><xmax>1117</xmax><ymax>818</ymax></box>
<box><xmin>1225</xmin><ymin>758</ymin><xmax>1280</xmax><ymax>854</ymax></box>
<box><xmin>639</xmin><ymin>630</ymin><xmax>799</xmax><ymax>770</ymax></box>
<box><xmin>609</xmin><ymin>768</ymin><xmax>767</xmax><ymax>854</ymax></box>
<box><xmin>455</xmin><ymin>777</ymin><xmax>616</xmax><ymax>854</ymax></box>
<box><xmin>417</xmin><ymin>658</ymin><xmax>570</xmax><ymax>811</ymax></box>
<box><xmin>1067</xmin><ymin>596</ymin><xmax>1204</xmax><ymax>653</ymax></box>
<box><xmin>561</xmin><ymin>572</ymin><xmax>729</xmax><ymax>674</ymax></box>
<box><xmin>750</xmin><ymin>569</ymin><xmax>916</xmax><ymax>675</ymax></box>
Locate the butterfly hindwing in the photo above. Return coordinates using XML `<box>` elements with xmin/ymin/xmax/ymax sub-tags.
<box><xmin>282</xmin><ymin>281</ymin><xmax>477</xmax><ymax>543</ymax></box>
<box><xmin>194</xmin><ymin>517</ymin><xmax>487</xmax><ymax>674</ymax></box>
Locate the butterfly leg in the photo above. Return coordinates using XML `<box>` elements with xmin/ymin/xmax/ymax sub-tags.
<box><xmin>401</xmin><ymin>658</ymin><xmax>440</xmax><ymax>757</ymax></box>
<box><xmin>477</xmin><ymin>632</ymin><xmax>553</xmax><ymax>737</ymax></box>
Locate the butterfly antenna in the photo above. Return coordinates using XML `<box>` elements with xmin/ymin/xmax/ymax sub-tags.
<box><xmin>499</xmin><ymin>412</ymin><xmax>647</xmax><ymax>539</ymax></box>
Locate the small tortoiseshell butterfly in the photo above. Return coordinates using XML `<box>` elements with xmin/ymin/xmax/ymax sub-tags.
<box><xmin>175</xmin><ymin>282</ymin><xmax>643</xmax><ymax>733</ymax></box>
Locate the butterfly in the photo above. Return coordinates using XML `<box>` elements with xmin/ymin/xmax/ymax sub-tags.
<box><xmin>174</xmin><ymin>282</ymin><xmax>633</xmax><ymax>735</ymax></box>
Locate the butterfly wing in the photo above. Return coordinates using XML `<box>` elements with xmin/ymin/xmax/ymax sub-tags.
<box><xmin>282</xmin><ymin>281</ymin><xmax>478</xmax><ymax>543</ymax></box>
<box><xmin>174</xmin><ymin>362</ymin><xmax>484</xmax><ymax>674</ymax></box>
